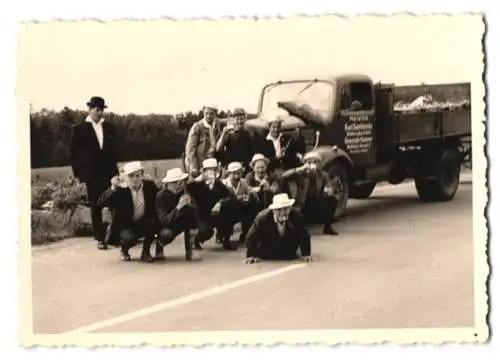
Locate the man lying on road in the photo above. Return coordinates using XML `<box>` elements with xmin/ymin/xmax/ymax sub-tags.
<box><xmin>243</xmin><ymin>193</ymin><xmax>313</xmax><ymax>264</ymax></box>
<box><xmin>155</xmin><ymin>168</ymin><xmax>200</xmax><ymax>261</ymax></box>
<box><xmin>281</xmin><ymin>151</ymin><xmax>339</xmax><ymax>235</ymax></box>
<box><xmin>98</xmin><ymin>161</ymin><xmax>160</xmax><ymax>262</ymax></box>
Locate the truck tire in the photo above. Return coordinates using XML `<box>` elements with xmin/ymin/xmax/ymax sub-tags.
<box><xmin>327</xmin><ymin>162</ymin><xmax>349</xmax><ymax>218</ymax></box>
<box><xmin>415</xmin><ymin>148</ymin><xmax>461</xmax><ymax>202</ymax></box>
<box><xmin>349</xmin><ymin>182</ymin><xmax>376</xmax><ymax>199</ymax></box>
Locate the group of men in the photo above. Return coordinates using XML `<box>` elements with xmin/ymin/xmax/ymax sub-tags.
<box><xmin>69</xmin><ymin>96</ymin><xmax>340</xmax><ymax>264</ymax></box>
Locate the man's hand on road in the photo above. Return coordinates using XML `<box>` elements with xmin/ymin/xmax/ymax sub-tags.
<box><xmin>301</xmin><ymin>255</ymin><xmax>315</xmax><ymax>263</ymax></box>
<box><xmin>243</xmin><ymin>257</ymin><xmax>260</xmax><ymax>264</ymax></box>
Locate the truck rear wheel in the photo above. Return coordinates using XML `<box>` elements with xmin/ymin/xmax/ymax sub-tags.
<box><xmin>415</xmin><ymin>148</ymin><xmax>461</xmax><ymax>202</ymax></box>
<box><xmin>349</xmin><ymin>182</ymin><xmax>376</xmax><ymax>199</ymax></box>
<box><xmin>327</xmin><ymin>163</ymin><xmax>349</xmax><ymax>218</ymax></box>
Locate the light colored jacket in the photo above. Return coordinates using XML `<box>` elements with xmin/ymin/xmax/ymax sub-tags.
<box><xmin>185</xmin><ymin>119</ymin><xmax>223</xmax><ymax>173</ymax></box>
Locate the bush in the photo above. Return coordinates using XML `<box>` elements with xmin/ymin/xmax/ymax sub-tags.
<box><xmin>31</xmin><ymin>210</ymin><xmax>92</xmax><ymax>245</ymax></box>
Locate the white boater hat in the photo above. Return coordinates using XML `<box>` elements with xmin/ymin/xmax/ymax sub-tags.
<box><xmin>303</xmin><ymin>151</ymin><xmax>321</xmax><ymax>162</ymax></box>
<box><xmin>268</xmin><ymin>193</ymin><xmax>295</xmax><ymax>210</ymax></box>
<box><xmin>250</xmin><ymin>153</ymin><xmax>270</xmax><ymax>168</ymax></box>
<box><xmin>202</xmin><ymin>158</ymin><xmax>218</xmax><ymax>170</ymax></box>
<box><xmin>122</xmin><ymin>161</ymin><xmax>144</xmax><ymax>175</ymax></box>
<box><xmin>162</xmin><ymin>168</ymin><xmax>189</xmax><ymax>183</ymax></box>
<box><xmin>226</xmin><ymin>162</ymin><xmax>243</xmax><ymax>173</ymax></box>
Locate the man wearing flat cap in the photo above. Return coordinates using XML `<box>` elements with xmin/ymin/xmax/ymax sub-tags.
<box><xmin>184</xmin><ymin>104</ymin><xmax>224</xmax><ymax>178</ymax></box>
<box><xmin>70</xmin><ymin>96</ymin><xmax>119</xmax><ymax>250</ymax></box>
<box><xmin>216</xmin><ymin>108</ymin><xmax>255</xmax><ymax>172</ymax></box>
<box><xmin>98</xmin><ymin>161</ymin><xmax>160</xmax><ymax>262</ymax></box>
<box><xmin>281</xmin><ymin>151</ymin><xmax>339</xmax><ymax>235</ymax></box>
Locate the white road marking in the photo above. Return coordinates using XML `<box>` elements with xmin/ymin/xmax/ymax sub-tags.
<box><xmin>63</xmin><ymin>263</ymin><xmax>306</xmax><ymax>333</ymax></box>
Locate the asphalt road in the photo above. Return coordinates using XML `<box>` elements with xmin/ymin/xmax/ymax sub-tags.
<box><xmin>31</xmin><ymin>172</ymin><xmax>474</xmax><ymax>334</ymax></box>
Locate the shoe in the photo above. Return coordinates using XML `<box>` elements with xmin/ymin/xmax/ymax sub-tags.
<box><xmin>140</xmin><ymin>253</ymin><xmax>155</xmax><ymax>263</ymax></box>
<box><xmin>98</xmin><ymin>241</ymin><xmax>108</xmax><ymax>250</ymax></box>
<box><xmin>323</xmin><ymin>224</ymin><xmax>338</xmax><ymax>236</ymax></box>
<box><xmin>121</xmin><ymin>250</ymin><xmax>131</xmax><ymax>261</ymax></box>
<box><xmin>222</xmin><ymin>237</ymin><xmax>237</xmax><ymax>251</ymax></box>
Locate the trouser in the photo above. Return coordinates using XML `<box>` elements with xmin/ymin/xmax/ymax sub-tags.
<box><xmin>216</xmin><ymin>197</ymin><xmax>257</xmax><ymax>242</ymax></box>
<box><xmin>119</xmin><ymin>217</ymin><xmax>158</xmax><ymax>256</ymax></box>
<box><xmin>157</xmin><ymin>204</ymin><xmax>198</xmax><ymax>246</ymax></box>
<box><xmin>85</xmin><ymin>178</ymin><xmax>110</xmax><ymax>242</ymax></box>
<box><xmin>300</xmin><ymin>195</ymin><xmax>338</xmax><ymax>226</ymax></box>
<box><xmin>255</xmin><ymin>233</ymin><xmax>310</xmax><ymax>261</ymax></box>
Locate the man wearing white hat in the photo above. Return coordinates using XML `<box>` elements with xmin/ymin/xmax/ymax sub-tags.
<box><xmin>281</xmin><ymin>151</ymin><xmax>339</xmax><ymax>235</ymax></box>
<box><xmin>184</xmin><ymin>104</ymin><xmax>224</xmax><ymax>178</ymax></box>
<box><xmin>216</xmin><ymin>108</ymin><xmax>255</xmax><ymax>172</ymax></box>
<box><xmin>155</xmin><ymin>168</ymin><xmax>200</xmax><ymax>261</ymax></box>
<box><xmin>243</xmin><ymin>193</ymin><xmax>313</xmax><ymax>264</ymax></box>
<box><xmin>98</xmin><ymin>161</ymin><xmax>160</xmax><ymax>262</ymax></box>
<box><xmin>220</xmin><ymin>161</ymin><xmax>256</xmax><ymax>244</ymax></box>
<box><xmin>185</xmin><ymin>158</ymin><xmax>235</xmax><ymax>250</ymax></box>
<box><xmin>245</xmin><ymin>153</ymin><xmax>281</xmax><ymax>211</ymax></box>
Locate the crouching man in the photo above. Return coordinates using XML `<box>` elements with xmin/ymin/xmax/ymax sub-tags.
<box><xmin>245</xmin><ymin>153</ymin><xmax>281</xmax><ymax>212</ymax></box>
<box><xmin>98</xmin><ymin>161</ymin><xmax>160</xmax><ymax>262</ymax></box>
<box><xmin>155</xmin><ymin>168</ymin><xmax>200</xmax><ymax>261</ymax></box>
<box><xmin>186</xmin><ymin>158</ymin><xmax>235</xmax><ymax>250</ymax></box>
<box><xmin>220</xmin><ymin>161</ymin><xmax>256</xmax><ymax>244</ymax></box>
<box><xmin>281</xmin><ymin>151</ymin><xmax>339</xmax><ymax>235</ymax></box>
<box><xmin>243</xmin><ymin>193</ymin><xmax>313</xmax><ymax>264</ymax></box>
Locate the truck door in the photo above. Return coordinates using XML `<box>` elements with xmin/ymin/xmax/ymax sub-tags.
<box><xmin>339</xmin><ymin>81</ymin><xmax>377</xmax><ymax>167</ymax></box>
<box><xmin>374</xmin><ymin>83</ymin><xmax>395</xmax><ymax>163</ymax></box>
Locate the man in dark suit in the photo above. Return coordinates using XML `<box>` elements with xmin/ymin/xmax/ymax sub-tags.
<box><xmin>215</xmin><ymin>108</ymin><xmax>255</xmax><ymax>172</ymax></box>
<box><xmin>98</xmin><ymin>161</ymin><xmax>160</xmax><ymax>262</ymax></box>
<box><xmin>69</xmin><ymin>96</ymin><xmax>119</xmax><ymax>250</ymax></box>
<box><xmin>243</xmin><ymin>193</ymin><xmax>313</xmax><ymax>264</ymax></box>
<box><xmin>155</xmin><ymin>168</ymin><xmax>200</xmax><ymax>261</ymax></box>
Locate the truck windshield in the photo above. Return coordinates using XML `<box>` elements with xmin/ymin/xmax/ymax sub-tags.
<box><xmin>260</xmin><ymin>81</ymin><xmax>334</xmax><ymax>124</ymax></box>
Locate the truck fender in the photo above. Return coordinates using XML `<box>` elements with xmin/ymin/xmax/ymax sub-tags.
<box><xmin>314</xmin><ymin>146</ymin><xmax>354</xmax><ymax>171</ymax></box>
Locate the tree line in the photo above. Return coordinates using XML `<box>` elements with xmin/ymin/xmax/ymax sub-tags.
<box><xmin>30</xmin><ymin>107</ymin><xmax>255</xmax><ymax>169</ymax></box>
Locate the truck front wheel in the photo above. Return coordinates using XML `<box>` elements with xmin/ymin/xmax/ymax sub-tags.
<box><xmin>327</xmin><ymin>163</ymin><xmax>349</xmax><ymax>218</ymax></box>
<box><xmin>415</xmin><ymin>148</ymin><xmax>461</xmax><ymax>202</ymax></box>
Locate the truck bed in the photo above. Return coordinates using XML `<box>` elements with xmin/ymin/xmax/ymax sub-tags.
<box><xmin>392</xmin><ymin>82</ymin><xmax>472</xmax><ymax>144</ymax></box>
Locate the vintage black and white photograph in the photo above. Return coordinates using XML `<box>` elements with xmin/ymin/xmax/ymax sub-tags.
<box><xmin>19</xmin><ymin>14</ymin><xmax>487</xmax><ymax>346</ymax></box>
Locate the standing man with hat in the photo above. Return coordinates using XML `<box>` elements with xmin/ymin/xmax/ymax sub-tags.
<box><xmin>243</xmin><ymin>193</ymin><xmax>313</xmax><ymax>264</ymax></box>
<box><xmin>97</xmin><ymin>161</ymin><xmax>160</xmax><ymax>262</ymax></box>
<box><xmin>259</xmin><ymin>116</ymin><xmax>304</xmax><ymax>174</ymax></box>
<box><xmin>184</xmin><ymin>104</ymin><xmax>224</xmax><ymax>178</ymax></box>
<box><xmin>215</xmin><ymin>108</ymin><xmax>255</xmax><ymax>172</ymax></box>
<box><xmin>70</xmin><ymin>96</ymin><xmax>119</xmax><ymax>250</ymax></box>
<box><xmin>185</xmin><ymin>158</ymin><xmax>235</xmax><ymax>250</ymax></box>
<box><xmin>155</xmin><ymin>168</ymin><xmax>200</xmax><ymax>261</ymax></box>
<box><xmin>281</xmin><ymin>151</ymin><xmax>339</xmax><ymax>235</ymax></box>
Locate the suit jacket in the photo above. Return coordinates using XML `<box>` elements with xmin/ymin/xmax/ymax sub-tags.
<box><xmin>245</xmin><ymin>208</ymin><xmax>311</xmax><ymax>259</ymax></box>
<box><xmin>185</xmin><ymin>178</ymin><xmax>232</xmax><ymax>220</ymax></box>
<box><xmin>244</xmin><ymin>172</ymin><xmax>281</xmax><ymax>209</ymax></box>
<box><xmin>221</xmin><ymin>177</ymin><xmax>253</xmax><ymax>198</ymax></box>
<box><xmin>259</xmin><ymin>132</ymin><xmax>304</xmax><ymax>171</ymax></box>
<box><xmin>184</xmin><ymin>119</ymin><xmax>223</xmax><ymax>173</ymax></box>
<box><xmin>69</xmin><ymin>120</ymin><xmax>119</xmax><ymax>183</ymax></box>
<box><xmin>97</xmin><ymin>180</ymin><xmax>159</xmax><ymax>229</ymax></box>
<box><xmin>216</xmin><ymin>129</ymin><xmax>255</xmax><ymax>168</ymax></box>
<box><xmin>282</xmin><ymin>167</ymin><xmax>332</xmax><ymax>207</ymax></box>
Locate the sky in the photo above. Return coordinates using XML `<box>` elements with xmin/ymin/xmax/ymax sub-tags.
<box><xmin>17</xmin><ymin>14</ymin><xmax>484</xmax><ymax>115</ymax></box>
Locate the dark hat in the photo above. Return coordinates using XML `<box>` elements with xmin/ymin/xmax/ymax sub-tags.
<box><xmin>86</xmin><ymin>96</ymin><xmax>108</xmax><ymax>109</ymax></box>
